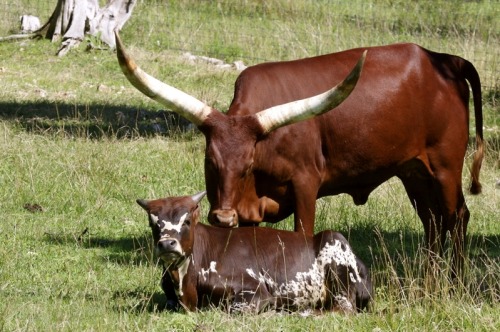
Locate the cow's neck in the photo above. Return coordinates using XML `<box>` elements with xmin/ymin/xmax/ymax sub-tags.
<box><xmin>166</xmin><ymin>255</ymin><xmax>192</xmax><ymax>297</ymax></box>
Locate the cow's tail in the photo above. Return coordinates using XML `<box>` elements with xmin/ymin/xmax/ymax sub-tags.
<box><xmin>460</xmin><ymin>58</ymin><xmax>484</xmax><ymax>194</ymax></box>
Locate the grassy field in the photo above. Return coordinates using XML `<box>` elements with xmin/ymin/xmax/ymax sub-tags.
<box><xmin>0</xmin><ymin>0</ymin><xmax>499</xmax><ymax>331</ymax></box>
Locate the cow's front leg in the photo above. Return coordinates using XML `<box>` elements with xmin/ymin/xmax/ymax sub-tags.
<box><xmin>178</xmin><ymin>282</ymin><xmax>198</xmax><ymax>312</ymax></box>
<box><xmin>161</xmin><ymin>270</ymin><xmax>179</xmax><ymax>311</ymax></box>
<box><xmin>292</xmin><ymin>177</ymin><xmax>320</xmax><ymax>236</ymax></box>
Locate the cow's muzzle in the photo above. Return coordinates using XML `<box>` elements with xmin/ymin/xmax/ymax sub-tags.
<box><xmin>210</xmin><ymin>209</ymin><xmax>238</xmax><ymax>228</ymax></box>
<box><xmin>156</xmin><ymin>238</ymin><xmax>183</xmax><ymax>263</ymax></box>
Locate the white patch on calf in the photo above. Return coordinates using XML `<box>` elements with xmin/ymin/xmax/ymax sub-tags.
<box><xmin>175</xmin><ymin>256</ymin><xmax>191</xmax><ymax>297</ymax></box>
<box><xmin>161</xmin><ymin>212</ymin><xmax>188</xmax><ymax>233</ymax></box>
<box><xmin>245</xmin><ymin>239</ymin><xmax>361</xmax><ymax>309</ymax></box>
<box><xmin>246</xmin><ymin>268</ymin><xmax>256</xmax><ymax>279</ymax></box>
<box><xmin>334</xmin><ymin>295</ymin><xmax>354</xmax><ymax>312</ymax></box>
<box><xmin>320</xmin><ymin>240</ymin><xmax>361</xmax><ymax>283</ymax></box>
<box><xmin>230</xmin><ymin>299</ymin><xmax>258</xmax><ymax>313</ymax></box>
<box><xmin>246</xmin><ymin>268</ymin><xmax>277</xmax><ymax>289</ymax></box>
<box><xmin>150</xmin><ymin>212</ymin><xmax>188</xmax><ymax>234</ymax></box>
<box><xmin>199</xmin><ymin>261</ymin><xmax>218</xmax><ymax>281</ymax></box>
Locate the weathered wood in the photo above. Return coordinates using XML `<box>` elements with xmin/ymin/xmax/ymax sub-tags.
<box><xmin>89</xmin><ymin>0</ymin><xmax>136</xmax><ymax>48</ymax></box>
<box><xmin>20</xmin><ymin>15</ymin><xmax>41</xmax><ymax>33</ymax></box>
<box><xmin>0</xmin><ymin>0</ymin><xmax>136</xmax><ymax>56</ymax></box>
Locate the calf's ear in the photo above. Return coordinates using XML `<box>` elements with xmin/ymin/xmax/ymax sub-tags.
<box><xmin>190</xmin><ymin>191</ymin><xmax>206</xmax><ymax>225</ymax></box>
<box><xmin>136</xmin><ymin>199</ymin><xmax>150</xmax><ymax>211</ymax></box>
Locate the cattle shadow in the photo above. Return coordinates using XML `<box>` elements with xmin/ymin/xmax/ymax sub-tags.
<box><xmin>0</xmin><ymin>101</ymin><xmax>196</xmax><ymax>138</ymax></box>
<box><xmin>112</xmin><ymin>289</ymin><xmax>168</xmax><ymax>313</ymax></box>
<box><xmin>345</xmin><ymin>224</ymin><xmax>500</xmax><ymax>268</ymax></box>
<box><xmin>43</xmin><ymin>223</ymin><xmax>499</xmax><ymax>273</ymax></box>
<box><xmin>346</xmin><ymin>224</ymin><xmax>499</xmax><ymax>300</ymax></box>
<box><xmin>43</xmin><ymin>228</ymin><xmax>155</xmax><ymax>267</ymax></box>
<box><xmin>3</xmin><ymin>99</ymin><xmax>498</xmax><ymax>148</ymax></box>
<box><xmin>44</xmin><ymin>229</ymin><xmax>173</xmax><ymax>312</ymax></box>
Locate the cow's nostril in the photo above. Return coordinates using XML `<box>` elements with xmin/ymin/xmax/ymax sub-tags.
<box><xmin>158</xmin><ymin>239</ymin><xmax>177</xmax><ymax>251</ymax></box>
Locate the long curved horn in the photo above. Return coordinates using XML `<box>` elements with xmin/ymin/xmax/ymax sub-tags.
<box><xmin>114</xmin><ymin>31</ymin><xmax>213</xmax><ymax>126</ymax></box>
<box><xmin>256</xmin><ymin>50</ymin><xmax>367</xmax><ymax>134</ymax></box>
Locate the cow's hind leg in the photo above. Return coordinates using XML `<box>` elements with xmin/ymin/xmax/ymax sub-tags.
<box><xmin>400</xmin><ymin>164</ymin><xmax>469</xmax><ymax>279</ymax></box>
<box><xmin>434</xmin><ymin>169</ymin><xmax>469</xmax><ymax>280</ymax></box>
<box><xmin>400</xmin><ymin>174</ymin><xmax>443</xmax><ymax>264</ymax></box>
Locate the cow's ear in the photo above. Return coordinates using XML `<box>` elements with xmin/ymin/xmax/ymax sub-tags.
<box><xmin>191</xmin><ymin>205</ymin><xmax>201</xmax><ymax>226</ymax></box>
<box><xmin>136</xmin><ymin>199</ymin><xmax>150</xmax><ymax>211</ymax></box>
<box><xmin>190</xmin><ymin>192</ymin><xmax>205</xmax><ymax>226</ymax></box>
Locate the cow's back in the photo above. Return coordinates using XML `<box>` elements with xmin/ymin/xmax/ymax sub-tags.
<box><xmin>192</xmin><ymin>225</ymin><xmax>371</xmax><ymax>311</ymax></box>
<box><xmin>228</xmin><ymin>43</ymin><xmax>470</xmax><ymax>115</ymax></box>
<box><xmin>194</xmin><ymin>224</ymin><xmax>317</xmax><ymax>281</ymax></box>
<box><xmin>228</xmin><ymin>43</ymin><xmax>420</xmax><ymax>114</ymax></box>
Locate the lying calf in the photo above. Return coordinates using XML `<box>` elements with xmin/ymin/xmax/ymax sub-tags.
<box><xmin>137</xmin><ymin>192</ymin><xmax>372</xmax><ymax>313</ymax></box>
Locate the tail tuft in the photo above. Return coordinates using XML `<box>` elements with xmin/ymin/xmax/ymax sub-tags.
<box><xmin>469</xmin><ymin>134</ymin><xmax>484</xmax><ymax>195</ymax></box>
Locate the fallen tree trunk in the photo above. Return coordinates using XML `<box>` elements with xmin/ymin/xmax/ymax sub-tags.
<box><xmin>0</xmin><ymin>33</ymin><xmax>41</xmax><ymax>42</ymax></box>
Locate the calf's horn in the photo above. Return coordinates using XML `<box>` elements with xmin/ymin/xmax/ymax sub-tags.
<box><xmin>136</xmin><ymin>199</ymin><xmax>150</xmax><ymax>211</ymax></box>
<box><xmin>256</xmin><ymin>50</ymin><xmax>367</xmax><ymax>134</ymax></box>
<box><xmin>115</xmin><ymin>31</ymin><xmax>213</xmax><ymax>126</ymax></box>
<box><xmin>191</xmin><ymin>191</ymin><xmax>206</xmax><ymax>204</ymax></box>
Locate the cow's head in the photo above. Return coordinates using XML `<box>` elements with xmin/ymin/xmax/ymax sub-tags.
<box><xmin>117</xmin><ymin>31</ymin><xmax>365</xmax><ymax>228</ymax></box>
<box><xmin>136</xmin><ymin>192</ymin><xmax>206</xmax><ymax>267</ymax></box>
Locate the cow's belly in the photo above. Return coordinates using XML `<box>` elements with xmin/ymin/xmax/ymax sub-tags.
<box><xmin>319</xmin><ymin>170</ymin><xmax>396</xmax><ymax>205</ymax></box>
<box><xmin>319</xmin><ymin>153</ymin><xmax>433</xmax><ymax>205</ymax></box>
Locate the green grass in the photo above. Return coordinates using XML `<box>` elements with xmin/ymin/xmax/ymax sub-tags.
<box><xmin>0</xmin><ymin>0</ymin><xmax>499</xmax><ymax>331</ymax></box>
<box><xmin>1</xmin><ymin>124</ymin><xmax>498</xmax><ymax>331</ymax></box>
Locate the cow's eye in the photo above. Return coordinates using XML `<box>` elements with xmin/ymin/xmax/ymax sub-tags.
<box><xmin>205</xmin><ymin>158</ymin><xmax>218</xmax><ymax>172</ymax></box>
<box><xmin>183</xmin><ymin>219</ymin><xmax>191</xmax><ymax>227</ymax></box>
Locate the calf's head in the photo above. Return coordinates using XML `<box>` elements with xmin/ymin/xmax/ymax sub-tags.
<box><xmin>116</xmin><ymin>31</ymin><xmax>365</xmax><ymax>228</ymax></box>
<box><xmin>136</xmin><ymin>192</ymin><xmax>206</xmax><ymax>267</ymax></box>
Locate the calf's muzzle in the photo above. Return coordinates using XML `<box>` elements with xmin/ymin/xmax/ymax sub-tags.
<box><xmin>156</xmin><ymin>238</ymin><xmax>183</xmax><ymax>262</ymax></box>
<box><xmin>158</xmin><ymin>238</ymin><xmax>178</xmax><ymax>252</ymax></box>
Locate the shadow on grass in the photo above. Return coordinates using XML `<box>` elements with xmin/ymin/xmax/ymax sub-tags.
<box><xmin>43</xmin><ymin>222</ymin><xmax>500</xmax><ymax>273</ymax></box>
<box><xmin>1</xmin><ymin>98</ymin><xmax>498</xmax><ymax>150</ymax></box>
<box><xmin>346</xmin><ymin>224</ymin><xmax>500</xmax><ymax>267</ymax></box>
<box><xmin>43</xmin><ymin>229</ymin><xmax>155</xmax><ymax>266</ymax></box>
<box><xmin>113</xmin><ymin>289</ymin><xmax>168</xmax><ymax>313</ymax></box>
<box><xmin>0</xmin><ymin>100</ymin><xmax>196</xmax><ymax>138</ymax></box>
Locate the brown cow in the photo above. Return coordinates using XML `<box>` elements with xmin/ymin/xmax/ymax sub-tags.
<box><xmin>116</xmin><ymin>32</ymin><xmax>483</xmax><ymax>276</ymax></box>
<box><xmin>137</xmin><ymin>192</ymin><xmax>372</xmax><ymax>313</ymax></box>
